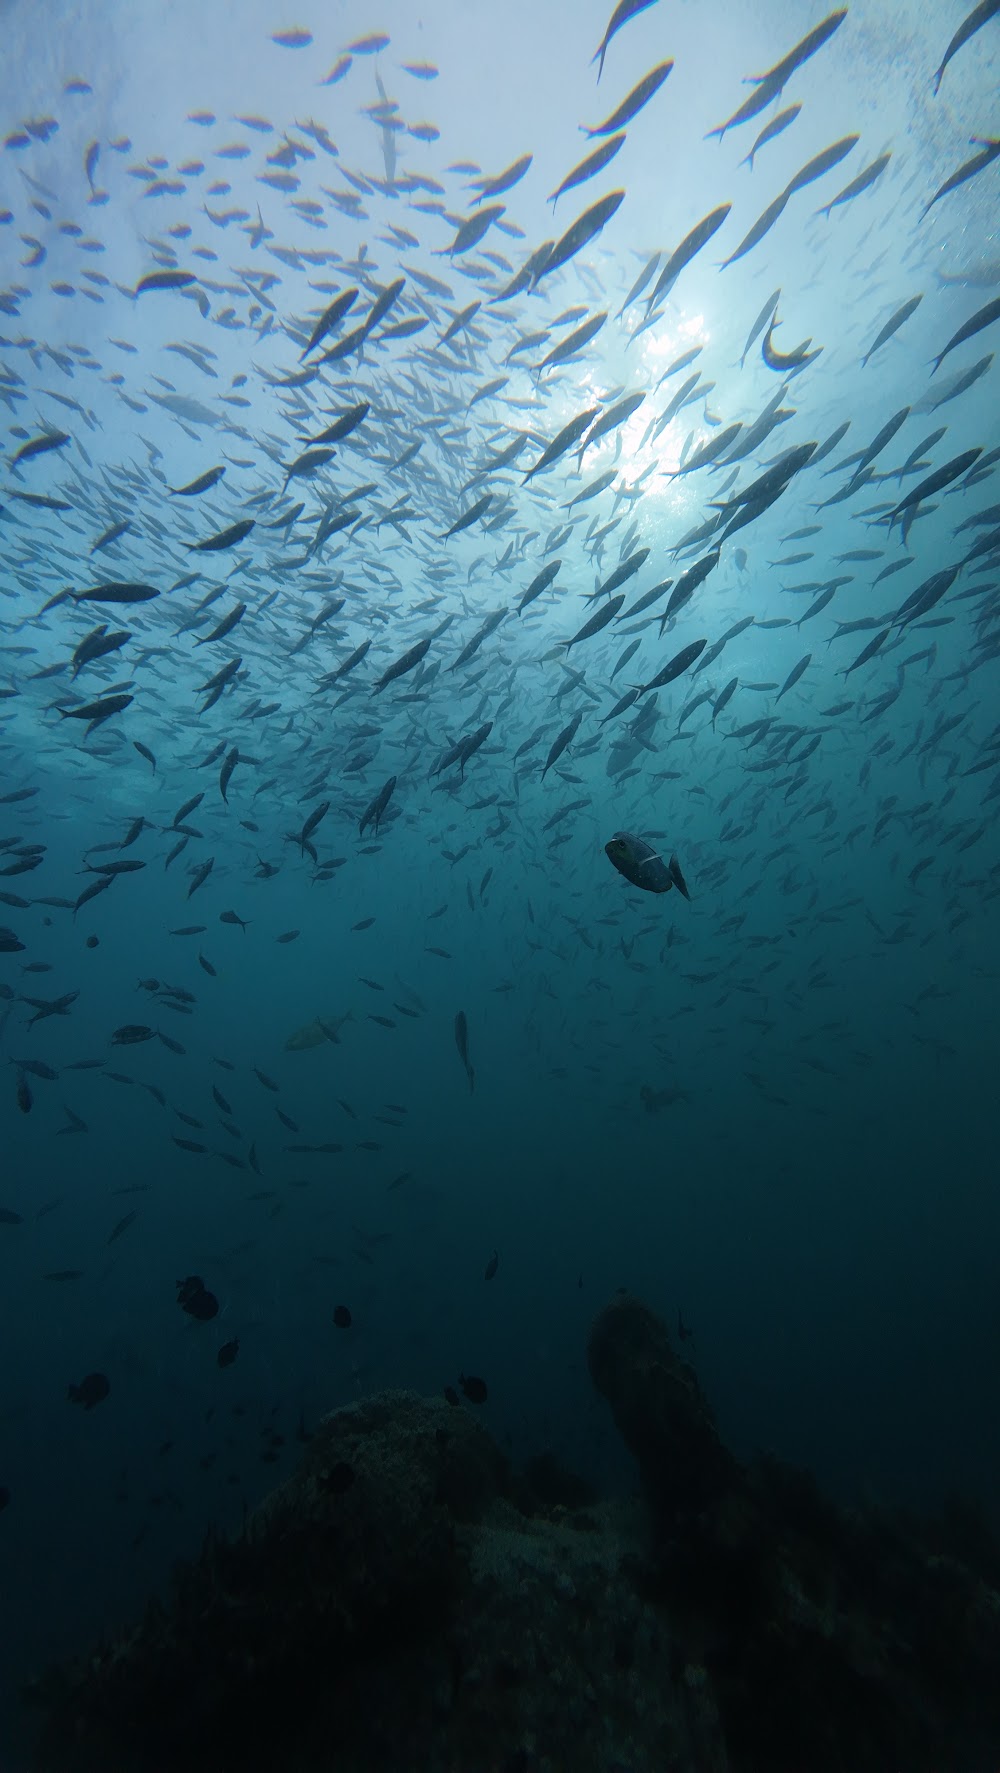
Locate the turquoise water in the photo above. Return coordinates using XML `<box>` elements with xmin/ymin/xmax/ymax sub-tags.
<box><xmin>1</xmin><ymin>0</ymin><xmax>999</xmax><ymax>1746</ymax></box>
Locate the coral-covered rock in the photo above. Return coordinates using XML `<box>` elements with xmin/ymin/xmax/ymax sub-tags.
<box><xmin>587</xmin><ymin>1291</ymin><xmax>739</xmax><ymax>1513</ymax></box>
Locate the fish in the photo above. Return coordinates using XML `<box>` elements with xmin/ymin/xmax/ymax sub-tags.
<box><xmin>549</xmin><ymin>135</ymin><xmax>626</xmax><ymax>206</ymax></box>
<box><xmin>10</xmin><ymin>429</ymin><xmax>72</xmax><ymax>469</ymax></box>
<box><xmin>931</xmin><ymin>296</ymin><xmax>1000</xmax><ymax>374</ymax></box>
<box><xmin>190</xmin><ymin>520</ymin><xmax>255</xmax><ymax>552</ymax></box>
<box><xmin>170</xmin><ymin>466</ymin><xmax>226</xmax><ymax>496</ymax></box>
<box><xmin>638</xmin><ymin>638</ymin><xmax>707</xmax><ymax>695</ymax></box>
<box><xmin>534</xmin><ymin>192</ymin><xmax>625</xmax><ymax>286</ymax></box>
<box><xmin>932</xmin><ymin>0</ymin><xmax>1000</xmax><ymax>93</ymax></box>
<box><xmin>645</xmin><ymin>206</ymin><xmax>731</xmax><ymax>311</ymax></box>
<box><xmin>740</xmin><ymin>105</ymin><xmax>802</xmax><ymax>171</ymax></box>
<box><xmin>454</xmin><ymin>1010</ymin><xmax>475</xmax><ymax>1092</ymax></box>
<box><xmin>67</xmin><ymin>1373</ymin><xmax>110</xmax><ymax>1409</ymax></box>
<box><xmin>816</xmin><ymin>151</ymin><xmax>892</xmax><ymax>217</ymax></box>
<box><xmin>922</xmin><ymin>137</ymin><xmax>1000</xmax><ymax>222</ymax></box>
<box><xmin>583</xmin><ymin>61</ymin><xmax>673</xmax><ymax>136</ymax></box>
<box><xmin>605</xmin><ymin>832</ymin><xmax>690</xmax><ymax>898</ymax></box>
<box><xmin>862</xmin><ymin>295</ymin><xmax>923</xmax><ymax>367</ymax></box>
<box><xmin>73</xmin><ymin>582</ymin><xmax>158</xmax><ymax>605</ymax></box>
<box><xmin>592</xmin><ymin>0</ymin><xmax>659</xmax><ymax>80</ymax></box>
<box><xmin>135</xmin><ymin>269</ymin><xmax>197</xmax><ymax>294</ymax></box>
<box><xmin>285</xmin><ymin>1017</ymin><xmax>345</xmax><ymax>1052</ymax></box>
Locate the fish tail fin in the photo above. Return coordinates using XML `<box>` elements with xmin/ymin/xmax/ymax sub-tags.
<box><xmin>669</xmin><ymin>855</ymin><xmax>691</xmax><ymax>900</ymax></box>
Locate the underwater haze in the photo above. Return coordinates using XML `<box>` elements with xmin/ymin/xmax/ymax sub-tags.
<box><xmin>1</xmin><ymin>0</ymin><xmax>1000</xmax><ymax>1749</ymax></box>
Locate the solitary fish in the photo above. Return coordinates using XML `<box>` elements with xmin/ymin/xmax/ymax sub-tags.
<box><xmin>605</xmin><ymin>833</ymin><xmax>690</xmax><ymax>898</ymax></box>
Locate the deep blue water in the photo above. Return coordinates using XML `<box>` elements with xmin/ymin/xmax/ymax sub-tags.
<box><xmin>1</xmin><ymin>0</ymin><xmax>999</xmax><ymax>1756</ymax></box>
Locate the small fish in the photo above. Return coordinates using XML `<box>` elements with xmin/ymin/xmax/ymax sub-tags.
<box><xmin>107</xmin><ymin>1210</ymin><xmax>137</xmax><ymax>1245</ymax></box>
<box><xmin>454</xmin><ymin>1010</ymin><xmax>475</xmax><ymax>1093</ymax></box>
<box><xmin>67</xmin><ymin>1372</ymin><xmax>110</xmax><ymax>1408</ymax></box>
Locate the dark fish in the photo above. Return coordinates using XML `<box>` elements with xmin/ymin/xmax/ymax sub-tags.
<box><xmin>549</xmin><ymin>135</ymin><xmax>626</xmax><ymax>206</ymax></box>
<box><xmin>564</xmin><ymin>594</ymin><xmax>626</xmax><ymax>648</ymax></box>
<box><xmin>73</xmin><ymin>581</ymin><xmax>158</xmax><ymax>604</ymax></box>
<box><xmin>740</xmin><ymin>104</ymin><xmax>801</xmax><ymax>170</ymax></box>
<box><xmin>176</xmin><ymin>1275</ymin><xmax>218</xmax><ymax>1320</ymax></box>
<box><xmin>921</xmin><ymin>136</ymin><xmax>1000</xmax><ymax>222</ymax></box>
<box><xmin>194</xmin><ymin>602</ymin><xmax>246</xmax><ymax>645</ymax></box>
<box><xmin>299</xmin><ymin>800</ymin><xmax>329</xmax><ymax>851</ymax></box>
<box><xmin>373</xmin><ymin>636</ymin><xmax>431</xmax><ymax>693</ymax></box>
<box><xmin>721</xmin><ymin>192</ymin><xmax>789</xmax><ymax>268</ymax></box>
<box><xmin>441</xmin><ymin>205</ymin><xmax>506</xmax><ymax>257</ymax></box>
<box><xmin>170</xmin><ymin>466</ymin><xmax>226</xmax><ymax>496</ymax></box>
<box><xmin>862</xmin><ymin>295</ymin><xmax>923</xmax><ymax>366</ymax></box>
<box><xmin>592</xmin><ymin>0</ymin><xmax>659</xmax><ymax>80</ymax></box>
<box><xmin>187</xmin><ymin>856</ymin><xmax>215</xmax><ymax>898</ymax></box>
<box><xmin>359</xmin><ymin>776</ymin><xmax>397</xmax><ymax>836</ymax></box>
<box><xmin>584</xmin><ymin>61</ymin><xmax>672</xmax><ymax>135</ymax></box>
<box><xmin>776</xmin><ymin>654</ymin><xmax>812</xmax><ymax>701</ymax></box>
<box><xmin>333</xmin><ymin>1304</ymin><xmax>352</xmax><ymax>1328</ymax></box>
<box><xmin>135</xmin><ymin>269</ymin><xmax>196</xmax><ymax>293</ymax></box>
<box><xmin>90</xmin><ymin>520</ymin><xmax>131</xmax><ymax>554</ymax></box>
<box><xmin>443</xmin><ymin>494</ymin><xmax>493</xmax><ymax>539</ymax></box>
<box><xmin>783</xmin><ymin>135</ymin><xmax>859</xmax><ymax>200</ymax></box>
<box><xmin>455</xmin><ymin>1010</ymin><xmax>475</xmax><ymax>1092</ymax></box>
<box><xmin>469</xmin><ymin>153</ymin><xmax>533</xmax><ymax>202</ymax></box>
<box><xmin>646</xmin><ymin>206</ymin><xmax>731</xmax><ymax>309</ymax></box>
<box><xmin>459</xmin><ymin>1373</ymin><xmax>488</xmax><ymax>1404</ymax></box>
<box><xmin>638</xmin><ymin>638</ymin><xmax>706</xmax><ymax>695</ymax></box>
<box><xmin>58</xmin><ymin>692</ymin><xmax>133</xmax><ymax>724</ymax></box>
<box><xmin>67</xmin><ymin>1372</ymin><xmax>110</xmax><ymax>1409</ymax></box>
<box><xmin>524</xmin><ymin>408</ymin><xmax>599</xmax><ymax>481</ymax></box>
<box><xmin>842</xmin><ymin>628</ymin><xmax>890</xmax><ymax>677</ymax></box>
<box><xmin>190</xmin><ymin>520</ymin><xmax>255</xmax><ymax>552</ymax></box>
<box><xmin>889</xmin><ymin>449</ymin><xmax>982</xmax><ymax>526</ymax></box>
<box><xmin>542</xmin><ymin>710</ymin><xmax>583</xmax><ymax>777</ymax></box>
<box><xmin>749</xmin><ymin>9</ymin><xmax>848</xmax><ymax>93</ymax></box>
<box><xmin>217</xmin><ymin>1338</ymin><xmax>239</xmax><ymax>1368</ymax></box>
<box><xmin>107</xmin><ymin>1210</ymin><xmax>137</xmax><ymax>1245</ymax></box>
<box><xmin>932</xmin><ymin>0</ymin><xmax>1000</xmax><ymax>94</ymax></box>
<box><xmin>302</xmin><ymin>401</ymin><xmax>370</xmax><ymax>445</ymax></box>
<box><xmin>10</xmin><ymin>430</ymin><xmax>70</xmax><ymax>468</ymax></box>
<box><xmin>931</xmin><ymin>296</ymin><xmax>1000</xmax><ymax>373</ymax></box>
<box><xmin>484</xmin><ymin>1249</ymin><xmax>499</xmax><ymax>1280</ymax></box>
<box><xmin>605</xmin><ymin>833</ymin><xmax>690</xmax><ymax>897</ymax></box>
<box><xmin>533</xmin><ymin>192</ymin><xmax>625</xmax><ymax>286</ymax></box>
<box><xmin>300</xmin><ymin>288</ymin><xmax>359</xmax><ymax>357</ymax></box>
<box><xmin>816</xmin><ymin>151</ymin><xmax>891</xmax><ymax>217</ymax></box>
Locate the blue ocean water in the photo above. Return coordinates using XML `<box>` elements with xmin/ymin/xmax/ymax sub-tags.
<box><xmin>1</xmin><ymin>0</ymin><xmax>999</xmax><ymax>1759</ymax></box>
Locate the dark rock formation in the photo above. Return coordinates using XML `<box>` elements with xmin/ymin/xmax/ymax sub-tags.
<box><xmin>28</xmin><ymin>1300</ymin><xmax>1000</xmax><ymax>1773</ymax></box>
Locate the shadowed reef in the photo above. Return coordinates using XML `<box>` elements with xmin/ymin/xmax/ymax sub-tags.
<box><xmin>29</xmin><ymin>1294</ymin><xmax>1000</xmax><ymax>1773</ymax></box>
